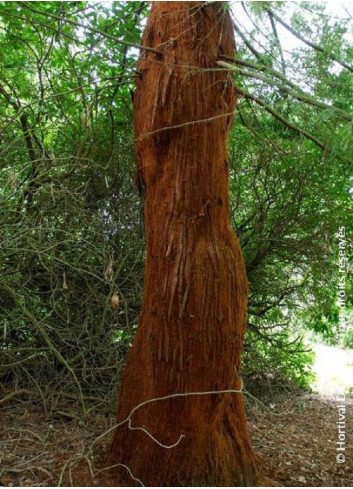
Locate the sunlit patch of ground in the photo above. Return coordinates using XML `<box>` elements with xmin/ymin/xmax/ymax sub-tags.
<box><xmin>311</xmin><ymin>344</ymin><xmax>353</xmax><ymax>396</ymax></box>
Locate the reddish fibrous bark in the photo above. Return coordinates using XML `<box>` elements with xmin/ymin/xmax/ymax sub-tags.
<box><xmin>109</xmin><ymin>2</ymin><xmax>260</xmax><ymax>486</ymax></box>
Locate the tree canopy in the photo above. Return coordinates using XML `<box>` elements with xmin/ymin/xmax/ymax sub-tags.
<box><xmin>0</xmin><ymin>1</ymin><xmax>352</xmax><ymax>404</ymax></box>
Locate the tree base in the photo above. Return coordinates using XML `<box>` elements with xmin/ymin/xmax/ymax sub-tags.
<box><xmin>108</xmin><ymin>395</ymin><xmax>262</xmax><ymax>487</ymax></box>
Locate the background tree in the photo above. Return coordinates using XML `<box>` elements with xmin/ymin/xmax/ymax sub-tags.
<box><xmin>0</xmin><ymin>1</ymin><xmax>145</xmax><ymax>407</ymax></box>
<box><xmin>225</xmin><ymin>1</ymin><xmax>352</xmax><ymax>388</ymax></box>
<box><xmin>0</xmin><ymin>0</ymin><xmax>351</xmax><ymax>428</ymax></box>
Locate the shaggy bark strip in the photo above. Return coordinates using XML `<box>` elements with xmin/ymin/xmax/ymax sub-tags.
<box><xmin>109</xmin><ymin>2</ymin><xmax>260</xmax><ymax>486</ymax></box>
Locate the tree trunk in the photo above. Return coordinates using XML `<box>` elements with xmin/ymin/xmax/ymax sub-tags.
<box><xmin>109</xmin><ymin>2</ymin><xmax>260</xmax><ymax>486</ymax></box>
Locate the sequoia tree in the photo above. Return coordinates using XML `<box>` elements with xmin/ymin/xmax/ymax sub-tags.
<box><xmin>109</xmin><ymin>2</ymin><xmax>260</xmax><ymax>486</ymax></box>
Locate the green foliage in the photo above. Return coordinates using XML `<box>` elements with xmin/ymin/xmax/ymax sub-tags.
<box><xmin>243</xmin><ymin>330</ymin><xmax>316</xmax><ymax>391</ymax></box>
<box><xmin>228</xmin><ymin>0</ymin><xmax>352</xmax><ymax>386</ymax></box>
<box><xmin>0</xmin><ymin>1</ymin><xmax>145</xmax><ymax>401</ymax></box>
<box><xmin>342</xmin><ymin>329</ymin><xmax>353</xmax><ymax>349</ymax></box>
<box><xmin>0</xmin><ymin>1</ymin><xmax>352</xmax><ymax>402</ymax></box>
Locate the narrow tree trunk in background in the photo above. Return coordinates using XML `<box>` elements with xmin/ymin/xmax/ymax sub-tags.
<box><xmin>109</xmin><ymin>2</ymin><xmax>260</xmax><ymax>486</ymax></box>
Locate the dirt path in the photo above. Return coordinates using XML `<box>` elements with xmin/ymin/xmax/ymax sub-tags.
<box><xmin>247</xmin><ymin>392</ymin><xmax>352</xmax><ymax>487</ymax></box>
<box><xmin>1</xmin><ymin>390</ymin><xmax>352</xmax><ymax>487</ymax></box>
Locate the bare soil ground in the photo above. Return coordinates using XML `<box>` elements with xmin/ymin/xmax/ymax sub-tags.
<box><xmin>1</xmin><ymin>390</ymin><xmax>352</xmax><ymax>487</ymax></box>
